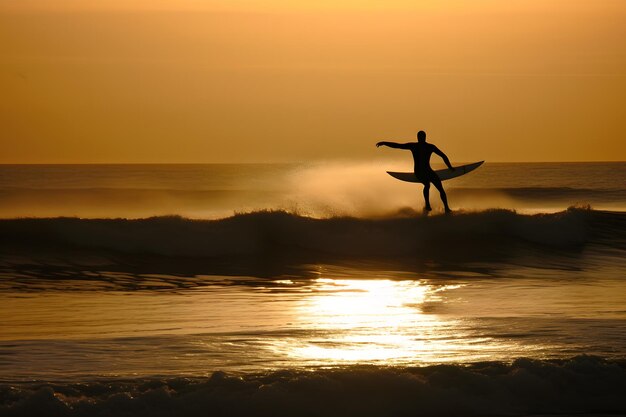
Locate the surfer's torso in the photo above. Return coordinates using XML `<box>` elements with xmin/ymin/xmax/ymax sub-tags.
<box><xmin>408</xmin><ymin>142</ymin><xmax>437</xmax><ymax>178</ymax></box>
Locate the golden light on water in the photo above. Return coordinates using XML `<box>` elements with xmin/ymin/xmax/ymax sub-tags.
<box><xmin>3</xmin><ymin>273</ymin><xmax>625</xmax><ymax>379</ymax></box>
<box><xmin>282</xmin><ymin>278</ymin><xmax>494</xmax><ymax>364</ymax></box>
<box><xmin>301</xmin><ymin>279</ymin><xmax>432</xmax><ymax>329</ymax></box>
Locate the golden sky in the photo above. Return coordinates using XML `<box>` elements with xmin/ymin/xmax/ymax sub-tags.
<box><xmin>1</xmin><ymin>0</ymin><xmax>625</xmax><ymax>163</ymax></box>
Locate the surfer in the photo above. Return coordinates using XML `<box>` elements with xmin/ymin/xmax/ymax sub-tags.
<box><xmin>376</xmin><ymin>131</ymin><xmax>455</xmax><ymax>212</ymax></box>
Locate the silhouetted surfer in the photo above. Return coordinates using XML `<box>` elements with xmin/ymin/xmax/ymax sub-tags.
<box><xmin>377</xmin><ymin>131</ymin><xmax>455</xmax><ymax>212</ymax></box>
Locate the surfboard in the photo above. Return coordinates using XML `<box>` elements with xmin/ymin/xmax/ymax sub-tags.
<box><xmin>387</xmin><ymin>161</ymin><xmax>484</xmax><ymax>183</ymax></box>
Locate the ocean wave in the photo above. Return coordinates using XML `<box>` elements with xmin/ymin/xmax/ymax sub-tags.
<box><xmin>1</xmin><ymin>207</ymin><xmax>622</xmax><ymax>255</ymax></box>
<box><xmin>0</xmin><ymin>208</ymin><xmax>620</xmax><ymax>256</ymax></box>
<box><xmin>2</xmin><ymin>355</ymin><xmax>625</xmax><ymax>417</ymax></box>
<box><xmin>0</xmin><ymin>208</ymin><xmax>624</xmax><ymax>283</ymax></box>
<box><xmin>450</xmin><ymin>186</ymin><xmax>626</xmax><ymax>202</ymax></box>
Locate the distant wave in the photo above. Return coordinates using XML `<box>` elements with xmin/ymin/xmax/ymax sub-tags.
<box><xmin>0</xmin><ymin>208</ymin><xmax>626</xmax><ymax>261</ymax></box>
<box><xmin>451</xmin><ymin>186</ymin><xmax>626</xmax><ymax>202</ymax></box>
<box><xmin>2</xmin><ymin>355</ymin><xmax>625</xmax><ymax>417</ymax></box>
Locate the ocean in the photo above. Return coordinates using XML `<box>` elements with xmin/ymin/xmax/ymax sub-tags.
<box><xmin>1</xmin><ymin>162</ymin><xmax>625</xmax><ymax>416</ymax></box>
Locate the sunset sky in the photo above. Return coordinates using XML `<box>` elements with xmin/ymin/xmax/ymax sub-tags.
<box><xmin>1</xmin><ymin>0</ymin><xmax>624</xmax><ymax>163</ymax></box>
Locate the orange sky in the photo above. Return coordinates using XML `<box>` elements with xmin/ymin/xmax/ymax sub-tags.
<box><xmin>1</xmin><ymin>0</ymin><xmax>625</xmax><ymax>163</ymax></box>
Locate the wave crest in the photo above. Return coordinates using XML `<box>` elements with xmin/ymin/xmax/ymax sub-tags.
<box><xmin>1</xmin><ymin>208</ymin><xmax>623</xmax><ymax>282</ymax></box>
<box><xmin>1</xmin><ymin>207</ymin><xmax>614</xmax><ymax>256</ymax></box>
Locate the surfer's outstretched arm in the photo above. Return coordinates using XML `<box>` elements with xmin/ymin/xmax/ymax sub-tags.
<box><xmin>433</xmin><ymin>146</ymin><xmax>455</xmax><ymax>170</ymax></box>
<box><xmin>376</xmin><ymin>141</ymin><xmax>412</xmax><ymax>149</ymax></box>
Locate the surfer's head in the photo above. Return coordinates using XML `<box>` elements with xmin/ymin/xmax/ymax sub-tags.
<box><xmin>417</xmin><ymin>131</ymin><xmax>426</xmax><ymax>142</ymax></box>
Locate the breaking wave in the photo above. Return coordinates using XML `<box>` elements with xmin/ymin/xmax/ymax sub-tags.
<box><xmin>1</xmin><ymin>207</ymin><xmax>624</xmax><ymax>284</ymax></box>
<box><xmin>2</xmin><ymin>355</ymin><xmax>625</xmax><ymax>417</ymax></box>
<box><xmin>1</xmin><ymin>207</ymin><xmax>623</xmax><ymax>256</ymax></box>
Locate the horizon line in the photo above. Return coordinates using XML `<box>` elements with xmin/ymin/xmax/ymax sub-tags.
<box><xmin>0</xmin><ymin>160</ymin><xmax>625</xmax><ymax>166</ymax></box>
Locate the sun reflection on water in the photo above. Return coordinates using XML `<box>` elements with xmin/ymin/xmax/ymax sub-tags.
<box><xmin>283</xmin><ymin>278</ymin><xmax>485</xmax><ymax>364</ymax></box>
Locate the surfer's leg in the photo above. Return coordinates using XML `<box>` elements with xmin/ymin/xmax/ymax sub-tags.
<box><xmin>430</xmin><ymin>175</ymin><xmax>451</xmax><ymax>212</ymax></box>
<box><xmin>422</xmin><ymin>182</ymin><xmax>432</xmax><ymax>211</ymax></box>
